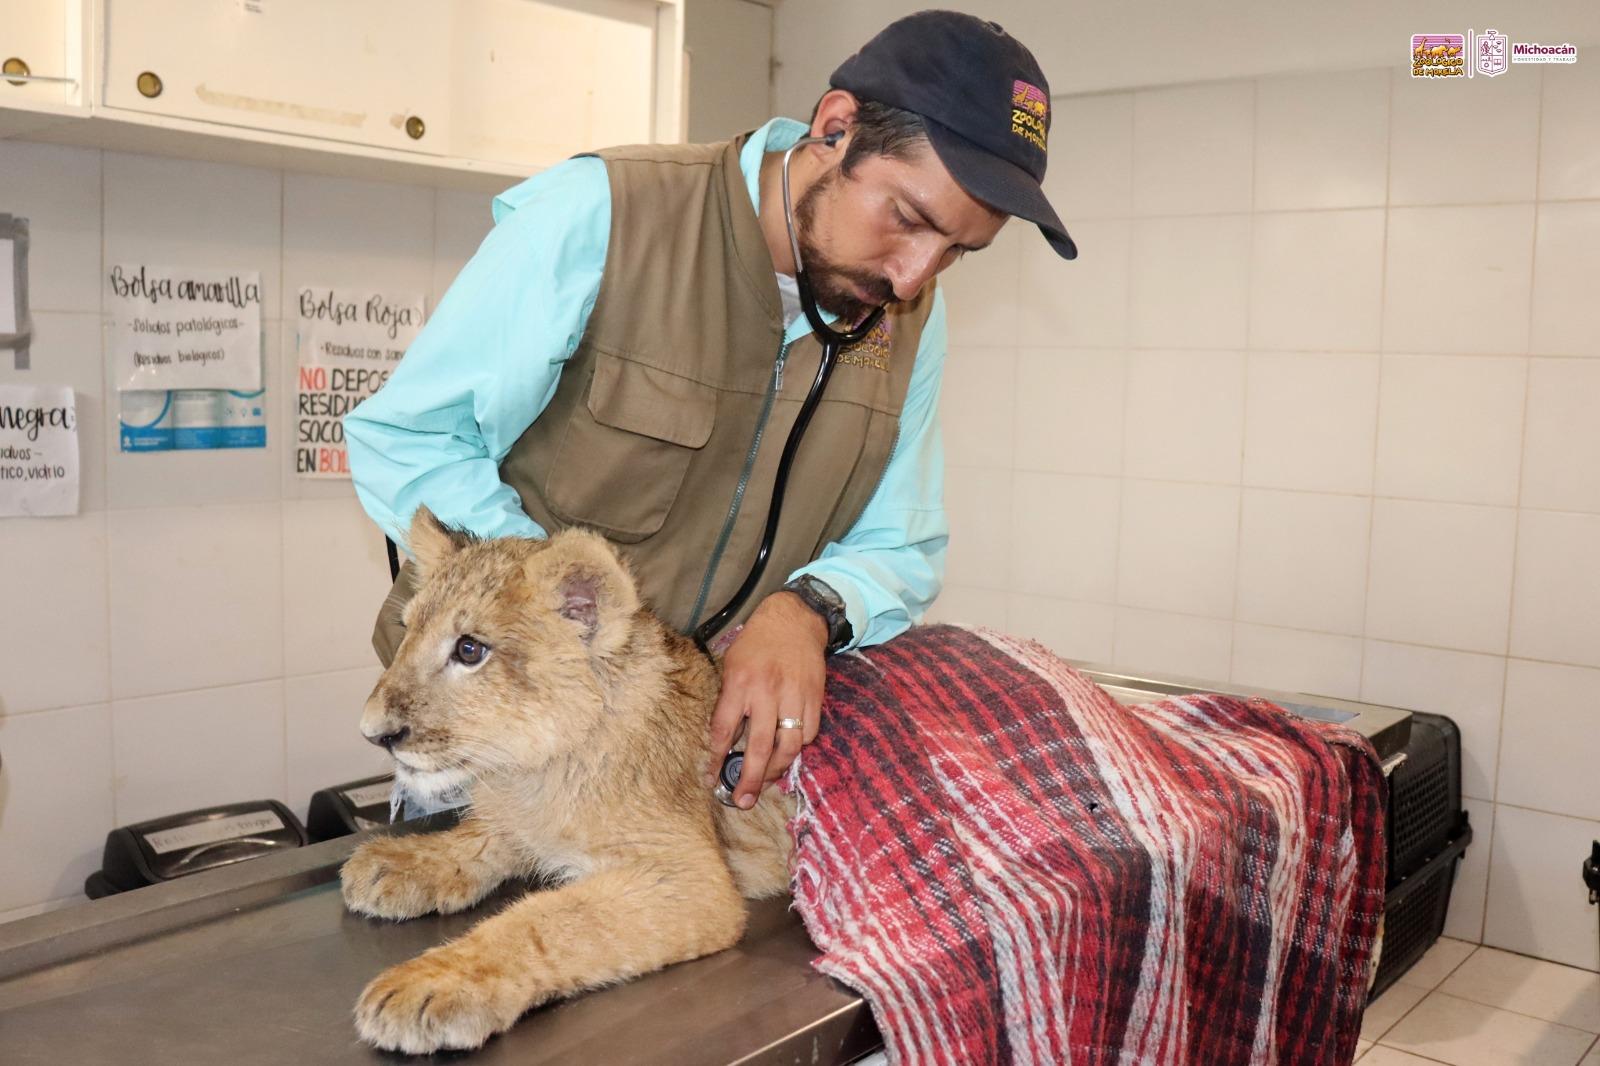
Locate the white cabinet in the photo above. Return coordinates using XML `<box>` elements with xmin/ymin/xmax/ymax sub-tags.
<box><xmin>102</xmin><ymin>0</ymin><xmax>455</xmax><ymax>155</ymax></box>
<box><xmin>0</xmin><ymin>0</ymin><xmax>89</xmax><ymax>128</ymax></box>
<box><xmin>1</xmin><ymin>0</ymin><xmax>683</xmax><ymax>188</ymax></box>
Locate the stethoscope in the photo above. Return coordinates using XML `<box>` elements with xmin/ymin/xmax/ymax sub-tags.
<box><xmin>699</xmin><ymin>129</ymin><xmax>887</xmax><ymax>805</ymax></box>
<box><xmin>379</xmin><ymin>132</ymin><xmax>887</xmax><ymax>808</ymax></box>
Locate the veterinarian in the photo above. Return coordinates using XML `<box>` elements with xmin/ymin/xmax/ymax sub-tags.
<box><xmin>346</xmin><ymin>10</ymin><xmax>1075</xmax><ymax>810</ymax></box>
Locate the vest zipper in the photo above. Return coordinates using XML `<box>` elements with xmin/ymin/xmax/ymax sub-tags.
<box><xmin>686</xmin><ymin>337</ymin><xmax>792</xmax><ymax>631</ymax></box>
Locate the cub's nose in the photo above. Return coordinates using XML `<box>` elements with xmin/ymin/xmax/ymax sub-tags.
<box><xmin>365</xmin><ymin>725</ymin><xmax>411</xmax><ymax>751</ymax></box>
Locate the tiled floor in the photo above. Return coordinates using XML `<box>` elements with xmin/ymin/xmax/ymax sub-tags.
<box><xmin>1358</xmin><ymin>939</ymin><xmax>1600</xmax><ymax>1065</ymax></box>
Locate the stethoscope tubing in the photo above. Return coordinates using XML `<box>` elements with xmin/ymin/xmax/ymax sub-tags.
<box><xmin>691</xmin><ymin>132</ymin><xmax>886</xmax><ymax>652</ymax></box>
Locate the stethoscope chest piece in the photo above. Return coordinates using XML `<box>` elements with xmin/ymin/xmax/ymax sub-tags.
<box><xmin>713</xmin><ymin>751</ymin><xmax>744</xmax><ymax>808</ymax></box>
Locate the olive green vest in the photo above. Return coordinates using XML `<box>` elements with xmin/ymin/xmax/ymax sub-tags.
<box><xmin>372</xmin><ymin>135</ymin><xmax>936</xmax><ymax>664</ymax></box>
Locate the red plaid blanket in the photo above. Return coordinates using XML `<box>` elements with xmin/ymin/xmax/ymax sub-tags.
<box><xmin>788</xmin><ymin>625</ymin><xmax>1386</xmax><ymax>1066</ymax></box>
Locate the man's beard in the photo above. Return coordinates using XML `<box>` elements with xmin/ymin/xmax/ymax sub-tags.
<box><xmin>792</xmin><ymin>167</ymin><xmax>897</xmax><ymax>325</ymax></box>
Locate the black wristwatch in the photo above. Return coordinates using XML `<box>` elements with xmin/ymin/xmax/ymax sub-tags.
<box><xmin>782</xmin><ymin>575</ymin><xmax>853</xmax><ymax>655</ymax></box>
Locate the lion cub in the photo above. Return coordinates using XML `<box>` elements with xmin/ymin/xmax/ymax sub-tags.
<box><xmin>341</xmin><ymin>507</ymin><xmax>793</xmax><ymax>1055</ymax></box>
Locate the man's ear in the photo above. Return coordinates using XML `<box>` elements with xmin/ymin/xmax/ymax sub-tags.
<box><xmin>407</xmin><ymin>506</ymin><xmax>470</xmax><ymax>582</ymax></box>
<box><xmin>539</xmin><ymin>530</ymin><xmax>641</xmax><ymax>654</ymax></box>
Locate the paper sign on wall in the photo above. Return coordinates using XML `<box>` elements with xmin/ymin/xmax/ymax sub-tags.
<box><xmin>119</xmin><ymin>386</ymin><xmax>267</xmax><ymax>452</ymax></box>
<box><xmin>295</xmin><ymin>287</ymin><xmax>424</xmax><ymax>479</ymax></box>
<box><xmin>109</xmin><ymin>264</ymin><xmax>263</xmax><ymax>392</ymax></box>
<box><xmin>0</xmin><ymin>384</ymin><xmax>78</xmax><ymax>517</ymax></box>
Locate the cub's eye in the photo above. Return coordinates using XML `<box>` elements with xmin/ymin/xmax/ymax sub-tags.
<box><xmin>452</xmin><ymin>636</ymin><xmax>489</xmax><ymax>666</ymax></box>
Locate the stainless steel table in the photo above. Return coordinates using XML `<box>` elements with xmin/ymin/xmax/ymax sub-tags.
<box><xmin>0</xmin><ymin>666</ymin><xmax>1410</xmax><ymax>1064</ymax></box>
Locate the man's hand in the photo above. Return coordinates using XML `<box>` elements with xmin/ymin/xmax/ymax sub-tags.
<box><xmin>704</xmin><ymin>591</ymin><xmax>827</xmax><ymax>808</ymax></box>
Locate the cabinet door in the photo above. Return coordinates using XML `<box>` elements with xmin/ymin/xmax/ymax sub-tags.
<box><xmin>447</xmin><ymin>0</ymin><xmax>663</xmax><ymax>167</ymax></box>
<box><xmin>102</xmin><ymin>0</ymin><xmax>453</xmax><ymax>155</ymax></box>
<box><xmin>1</xmin><ymin>0</ymin><xmax>81</xmax><ymax>109</ymax></box>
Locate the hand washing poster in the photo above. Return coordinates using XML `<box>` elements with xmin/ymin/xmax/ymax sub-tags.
<box><xmin>0</xmin><ymin>384</ymin><xmax>78</xmax><ymax>517</ymax></box>
<box><xmin>111</xmin><ymin>264</ymin><xmax>266</xmax><ymax>452</ymax></box>
<box><xmin>295</xmin><ymin>287</ymin><xmax>423</xmax><ymax>479</ymax></box>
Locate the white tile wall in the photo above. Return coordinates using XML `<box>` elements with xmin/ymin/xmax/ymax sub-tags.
<box><xmin>1389</xmin><ymin>69</ymin><xmax>1541</xmax><ymax>206</ymax></box>
<box><xmin>1522</xmin><ymin>359</ymin><xmax>1600</xmax><ymax>513</ymax></box>
<box><xmin>1242</xmin><ymin>353</ymin><xmax>1380</xmax><ymax>495</ymax></box>
<box><xmin>281</xmin><ymin>498</ymin><xmax>396</xmax><ymax>676</ymax></box>
<box><xmin>1017</xmin><ymin>218</ymin><xmax>1128</xmax><ymax>348</ymax></box>
<box><xmin>0</xmin><ymin>704</ymin><xmax>113</xmax><ymax>912</ymax></box>
<box><xmin>1249</xmin><ymin>209</ymin><xmax>1385</xmax><ymax>352</ymax></box>
<box><xmin>1538</xmin><ymin>61</ymin><xmax>1600</xmax><ymax>202</ymax></box>
<box><xmin>1113</xmin><ymin>607</ymin><xmax>1233</xmax><ymax>680</ymax></box>
<box><xmin>112</xmin><ymin>680</ymin><xmax>287</xmax><ymax>825</ymax></box>
<box><xmin>1116</xmin><ymin>480</ymin><xmax>1239</xmax><ymax>618</ymax></box>
<box><xmin>1043</xmin><ymin>93</ymin><xmax>1133</xmax><ymax>221</ymax></box>
<box><xmin>0</xmin><ymin>514</ymin><xmax>109</xmax><ymax>715</ymax></box>
<box><xmin>1360</xmin><ymin>641</ymin><xmax>1505</xmax><ymax>803</ymax></box>
<box><xmin>2</xmin><ymin>139</ymin><xmax>480</xmax><ymax>919</ymax></box>
<box><xmin>1010</xmin><ymin>472</ymin><xmax>1119</xmax><ymax>602</ymax></box>
<box><xmin>1132</xmin><ymin>82</ymin><xmax>1254</xmax><ymax>216</ymax></box>
<box><xmin>1123</xmin><ymin>350</ymin><xmax>1245</xmax><ymax>484</ymax></box>
<box><xmin>1531</xmin><ymin>201</ymin><xmax>1600</xmax><ymax>356</ymax></box>
<box><xmin>0</xmin><ymin>141</ymin><xmax>102</xmax><ymax>314</ymax></box>
<box><xmin>432</xmin><ymin>189</ymin><xmax>495</xmax><ymax>307</ymax></box>
<box><xmin>1230</xmin><ymin>623</ymin><xmax>1362</xmax><ymax>700</ymax></box>
<box><xmin>106</xmin><ymin>503</ymin><xmax>285</xmax><ymax>699</ymax></box>
<box><xmin>1130</xmin><ymin>214</ymin><xmax>1252</xmax><ymax>350</ymax></box>
<box><xmin>938</xmin><ymin>62</ymin><xmax>1600</xmax><ymax>974</ymax></box>
<box><xmin>284</xmin><ymin>666</ymin><xmax>387</xmax><ymax>823</ymax></box>
<box><xmin>1510</xmin><ymin>509</ymin><xmax>1600</xmax><ymax>669</ymax></box>
<box><xmin>1496</xmin><ymin>660</ymin><xmax>1600</xmax><ymax>822</ymax></box>
<box><xmin>1365</xmin><ymin>500</ymin><xmax>1517</xmax><ymax>655</ymax></box>
<box><xmin>1014</xmin><ymin>348</ymin><xmax>1125</xmax><ymax>477</ymax></box>
<box><xmin>1253</xmin><ymin>69</ymin><xmax>1389</xmax><ymax>212</ymax></box>
<box><xmin>1006</xmin><ymin>595</ymin><xmax>1116</xmax><ymax>664</ymax></box>
<box><xmin>1484</xmin><ymin>805</ymin><xmax>1600</xmax><ymax>972</ymax></box>
<box><xmin>281</xmin><ymin>173</ymin><xmax>434</xmax><ymax>324</ymax></box>
<box><xmin>1382</xmin><ymin>205</ymin><xmax>1535</xmax><ymax>356</ymax></box>
<box><xmin>1373</xmin><ymin>355</ymin><xmax>1527</xmax><ymax>507</ymax></box>
<box><xmin>1235</xmin><ymin>489</ymin><xmax>1370</xmax><ymax>634</ymax></box>
<box><xmin>940</xmin><ymin>346</ymin><xmax>1016</xmax><ymax>470</ymax></box>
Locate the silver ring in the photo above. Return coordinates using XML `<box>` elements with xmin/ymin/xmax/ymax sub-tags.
<box><xmin>777</xmin><ymin>717</ymin><xmax>804</xmax><ymax>730</ymax></box>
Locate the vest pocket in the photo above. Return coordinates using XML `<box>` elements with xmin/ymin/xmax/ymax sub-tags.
<box><xmin>543</xmin><ymin>352</ymin><xmax>716</xmax><ymax>542</ymax></box>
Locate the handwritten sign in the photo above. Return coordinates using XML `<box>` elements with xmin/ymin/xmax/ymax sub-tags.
<box><xmin>0</xmin><ymin>384</ymin><xmax>78</xmax><ymax>517</ymax></box>
<box><xmin>295</xmin><ymin>287</ymin><xmax>423</xmax><ymax>479</ymax></box>
<box><xmin>109</xmin><ymin>264</ymin><xmax>263</xmax><ymax>392</ymax></box>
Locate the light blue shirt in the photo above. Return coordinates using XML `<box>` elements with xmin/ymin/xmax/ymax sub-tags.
<box><xmin>345</xmin><ymin>117</ymin><xmax>949</xmax><ymax>650</ymax></box>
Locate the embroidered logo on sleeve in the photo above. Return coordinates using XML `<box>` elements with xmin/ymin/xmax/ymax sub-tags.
<box><xmin>1011</xmin><ymin>80</ymin><xmax>1048</xmax><ymax>152</ymax></box>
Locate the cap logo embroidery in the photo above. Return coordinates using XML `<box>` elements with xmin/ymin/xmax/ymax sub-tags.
<box><xmin>1011</xmin><ymin>79</ymin><xmax>1048</xmax><ymax>151</ymax></box>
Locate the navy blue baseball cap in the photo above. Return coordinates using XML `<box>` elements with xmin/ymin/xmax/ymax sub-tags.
<box><xmin>830</xmin><ymin>10</ymin><xmax>1077</xmax><ymax>260</ymax></box>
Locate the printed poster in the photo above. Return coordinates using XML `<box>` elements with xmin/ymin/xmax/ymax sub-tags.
<box><xmin>109</xmin><ymin>264</ymin><xmax>263</xmax><ymax>392</ymax></box>
<box><xmin>0</xmin><ymin>384</ymin><xmax>78</xmax><ymax>517</ymax></box>
<box><xmin>295</xmin><ymin>287</ymin><xmax>423</xmax><ymax>479</ymax></box>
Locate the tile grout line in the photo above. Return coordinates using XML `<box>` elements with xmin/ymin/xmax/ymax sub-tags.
<box><xmin>1366</xmin><ymin>943</ymin><xmax>1478</xmax><ymax>1047</ymax></box>
<box><xmin>1107</xmin><ymin>85</ymin><xmax>1136</xmax><ymax>667</ymax></box>
<box><xmin>1226</xmin><ymin>75</ymin><xmax>1260</xmax><ymax>683</ymax></box>
<box><xmin>98</xmin><ymin>145</ymin><xmax>122</xmax><ymax>827</ymax></box>
<box><xmin>1478</xmin><ymin>62</ymin><xmax>1551</xmax><ymax>953</ymax></box>
<box><xmin>1358</xmin><ymin>65</ymin><xmax>1398</xmax><ymax>702</ymax></box>
<box><xmin>279</xmin><ymin>165</ymin><xmax>290</xmax><ymax>802</ymax></box>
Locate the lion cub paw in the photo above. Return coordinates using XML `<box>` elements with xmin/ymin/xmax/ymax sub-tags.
<box><xmin>340</xmin><ymin>835</ymin><xmax>488</xmax><ymax>921</ymax></box>
<box><xmin>354</xmin><ymin>945</ymin><xmax>521</xmax><ymax>1054</ymax></box>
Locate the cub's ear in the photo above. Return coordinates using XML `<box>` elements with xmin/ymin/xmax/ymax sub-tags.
<box><xmin>538</xmin><ymin>530</ymin><xmax>640</xmax><ymax>655</ymax></box>
<box><xmin>407</xmin><ymin>506</ymin><xmax>471</xmax><ymax>582</ymax></box>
